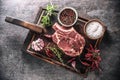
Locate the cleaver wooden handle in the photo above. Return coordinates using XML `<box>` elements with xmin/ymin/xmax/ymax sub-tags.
<box><xmin>5</xmin><ymin>16</ymin><xmax>44</xmax><ymax>33</ymax></box>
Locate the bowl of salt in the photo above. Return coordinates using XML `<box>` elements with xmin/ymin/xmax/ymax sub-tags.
<box><xmin>84</xmin><ymin>19</ymin><xmax>106</xmax><ymax>40</ymax></box>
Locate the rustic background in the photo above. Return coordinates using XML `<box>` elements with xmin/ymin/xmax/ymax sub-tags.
<box><xmin>0</xmin><ymin>0</ymin><xmax>120</xmax><ymax>80</ymax></box>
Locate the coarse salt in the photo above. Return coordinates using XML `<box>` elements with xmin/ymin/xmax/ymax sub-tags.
<box><xmin>86</xmin><ymin>21</ymin><xmax>104</xmax><ymax>39</ymax></box>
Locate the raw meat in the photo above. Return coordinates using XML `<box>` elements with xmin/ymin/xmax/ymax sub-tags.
<box><xmin>51</xmin><ymin>23</ymin><xmax>85</xmax><ymax>57</ymax></box>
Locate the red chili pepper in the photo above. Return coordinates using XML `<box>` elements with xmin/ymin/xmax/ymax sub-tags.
<box><xmin>85</xmin><ymin>53</ymin><xmax>93</xmax><ymax>58</ymax></box>
<box><xmin>45</xmin><ymin>49</ymin><xmax>55</xmax><ymax>58</ymax></box>
<box><xmin>67</xmin><ymin>58</ymin><xmax>75</xmax><ymax>64</ymax></box>
<box><xmin>80</xmin><ymin>60</ymin><xmax>90</xmax><ymax>66</ymax></box>
<box><xmin>80</xmin><ymin>44</ymin><xmax>101</xmax><ymax>71</ymax></box>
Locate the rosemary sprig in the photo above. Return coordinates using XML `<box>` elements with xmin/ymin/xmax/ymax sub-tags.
<box><xmin>47</xmin><ymin>47</ymin><xmax>64</xmax><ymax>63</ymax></box>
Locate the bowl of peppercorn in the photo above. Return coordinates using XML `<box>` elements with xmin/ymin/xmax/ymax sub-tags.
<box><xmin>58</xmin><ymin>7</ymin><xmax>78</xmax><ymax>27</ymax></box>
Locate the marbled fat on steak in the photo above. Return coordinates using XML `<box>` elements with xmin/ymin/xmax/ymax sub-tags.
<box><xmin>52</xmin><ymin>23</ymin><xmax>85</xmax><ymax>57</ymax></box>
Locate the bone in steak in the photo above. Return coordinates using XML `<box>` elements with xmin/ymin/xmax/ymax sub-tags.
<box><xmin>51</xmin><ymin>23</ymin><xmax>85</xmax><ymax>57</ymax></box>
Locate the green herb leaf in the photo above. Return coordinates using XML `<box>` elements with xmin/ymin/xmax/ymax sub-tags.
<box><xmin>41</xmin><ymin>16</ymin><xmax>51</xmax><ymax>26</ymax></box>
<box><xmin>41</xmin><ymin>4</ymin><xmax>56</xmax><ymax>27</ymax></box>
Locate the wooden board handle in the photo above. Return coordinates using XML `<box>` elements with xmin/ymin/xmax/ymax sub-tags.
<box><xmin>5</xmin><ymin>16</ymin><xmax>44</xmax><ymax>33</ymax></box>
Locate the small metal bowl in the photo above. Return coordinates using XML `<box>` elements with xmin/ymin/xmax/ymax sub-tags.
<box><xmin>58</xmin><ymin>7</ymin><xmax>78</xmax><ymax>27</ymax></box>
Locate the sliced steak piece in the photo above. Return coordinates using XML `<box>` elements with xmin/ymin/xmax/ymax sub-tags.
<box><xmin>51</xmin><ymin>23</ymin><xmax>85</xmax><ymax>57</ymax></box>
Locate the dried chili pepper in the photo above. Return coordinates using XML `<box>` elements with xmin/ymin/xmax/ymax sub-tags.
<box><xmin>67</xmin><ymin>58</ymin><xmax>76</xmax><ymax>64</ymax></box>
<box><xmin>45</xmin><ymin>48</ymin><xmax>55</xmax><ymax>58</ymax></box>
<box><xmin>80</xmin><ymin>44</ymin><xmax>101</xmax><ymax>71</ymax></box>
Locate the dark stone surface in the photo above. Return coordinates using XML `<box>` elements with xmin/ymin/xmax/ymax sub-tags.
<box><xmin>0</xmin><ymin>0</ymin><xmax>120</xmax><ymax>80</ymax></box>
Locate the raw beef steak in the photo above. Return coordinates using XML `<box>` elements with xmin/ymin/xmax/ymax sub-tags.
<box><xmin>51</xmin><ymin>23</ymin><xmax>85</xmax><ymax>57</ymax></box>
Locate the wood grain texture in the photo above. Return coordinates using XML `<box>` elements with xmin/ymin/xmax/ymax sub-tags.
<box><xmin>5</xmin><ymin>16</ymin><xmax>43</xmax><ymax>33</ymax></box>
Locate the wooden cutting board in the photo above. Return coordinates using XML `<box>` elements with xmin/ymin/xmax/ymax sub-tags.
<box><xmin>21</xmin><ymin>7</ymin><xmax>104</xmax><ymax>77</ymax></box>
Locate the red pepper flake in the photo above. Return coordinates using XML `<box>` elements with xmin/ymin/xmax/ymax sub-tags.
<box><xmin>60</xmin><ymin>9</ymin><xmax>76</xmax><ymax>25</ymax></box>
